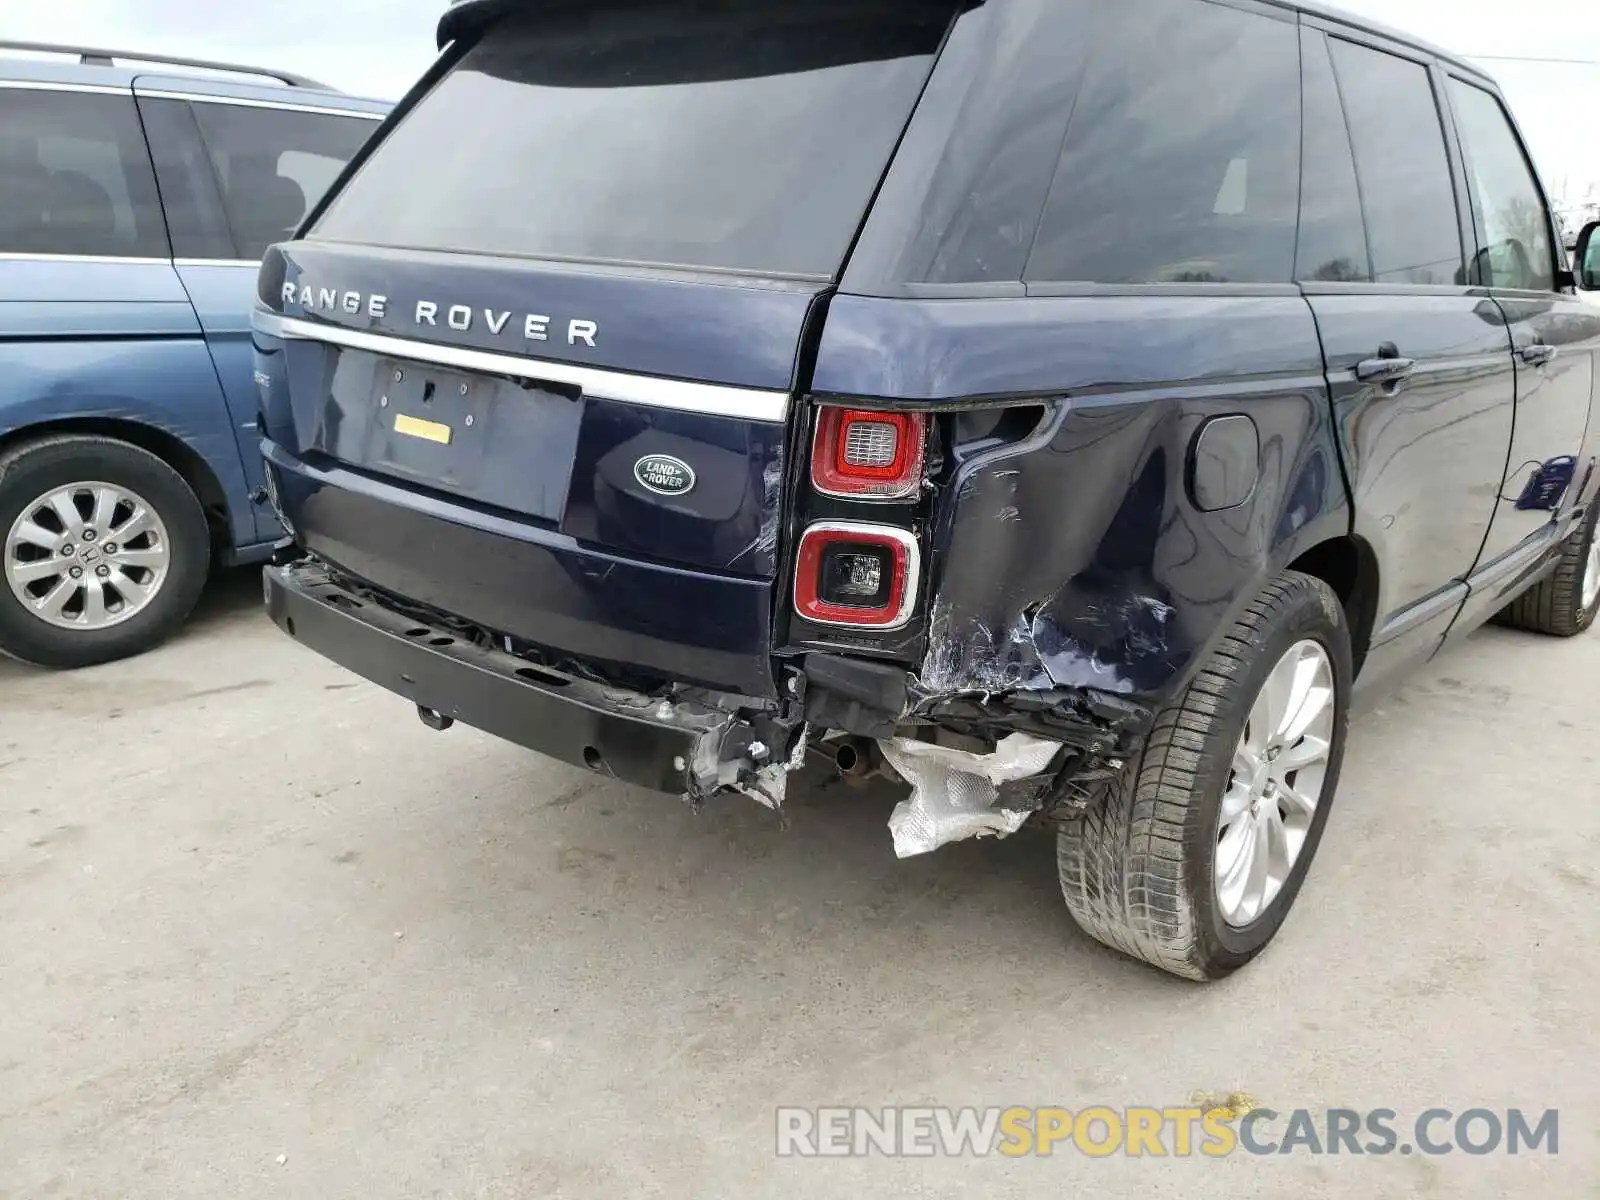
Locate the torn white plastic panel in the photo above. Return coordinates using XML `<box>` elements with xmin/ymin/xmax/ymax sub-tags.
<box><xmin>881</xmin><ymin>733</ymin><xmax>1062</xmax><ymax>858</ymax></box>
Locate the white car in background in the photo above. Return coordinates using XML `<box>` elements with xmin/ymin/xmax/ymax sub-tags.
<box><xmin>1574</xmin><ymin>219</ymin><xmax>1600</xmax><ymax>308</ymax></box>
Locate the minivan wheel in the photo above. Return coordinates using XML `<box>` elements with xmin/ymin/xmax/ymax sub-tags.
<box><xmin>0</xmin><ymin>435</ymin><xmax>210</xmax><ymax>668</ymax></box>
<box><xmin>1056</xmin><ymin>572</ymin><xmax>1352</xmax><ymax>981</ymax></box>
<box><xmin>1495</xmin><ymin>504</ymin><xmax>1600</xmax><ymax>638</ymax></box>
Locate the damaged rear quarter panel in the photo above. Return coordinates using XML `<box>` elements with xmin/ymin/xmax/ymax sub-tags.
<box><xmin>811</xmin><ymin>290</ymin><xmax>1350</xmax><ymax>711</ymax></box>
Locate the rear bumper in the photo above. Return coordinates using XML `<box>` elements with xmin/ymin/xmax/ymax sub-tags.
<box><xmin>265</xmin><ymin>560</ymin><xmax>760</xmax><ymax>796</ymax></box>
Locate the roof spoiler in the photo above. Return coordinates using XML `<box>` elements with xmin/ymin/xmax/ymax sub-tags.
<box><xmin>437</xmin><ymin>0</ymin><xmax>981</xmax><ymax>50</ymax></box>
<box><xmin>437</xmin><ymin>0</ymin><xmax>511</xmax><ymax>50</ymax></box>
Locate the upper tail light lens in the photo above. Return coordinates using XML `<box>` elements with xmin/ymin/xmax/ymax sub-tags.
<box><xmin>811</xmin><ymin>406</ymin><xmax>927</xmax><ymax>500</ymax></box>
<box><xmin>794</xmin><ymin>522</ymin><xmax>920</xmax><ymax>629</ymax></box>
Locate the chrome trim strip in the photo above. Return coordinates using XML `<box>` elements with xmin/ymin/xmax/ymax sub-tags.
<box><xmin>135</xmin><ymin>90</ymin><xmax>385</xmax><ymax>119</ymax></box>
<box><xmin>793</xmin><ymin>521</ymin><xmax>922</xmax><ymax>631</ymax></box>
<box><xmin>175</xmin><ymin>257</ymin><xmax>260</xmax><ymax>268</ymax></box>
<box><xmin>253</xmin><ymin>312</ymin><xmax>791</xmax><ymax>423</ymax></box>
<box><xmin>0</xmin><ymin>80</ymin><xmax>127</xmax><ymax>95</ymax></box>
<box><xmin>0</xmin><ymin>252</ymin><xmax>169</xmax><ymax>265</ymax></box>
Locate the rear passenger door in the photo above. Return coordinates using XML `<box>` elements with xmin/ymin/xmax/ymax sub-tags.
<box><xmin>1296</xmin><ymin>25</ymin><xmax>1517</xmax><ymax>689</ymax></box>
<box><xmin>1442</xmin><ymin>76</ymin><xmax>1600</xmax><ymax>562</ymax></box>
<box><xmin>135</xmin><ymin>87</ymin><xmax>381</xmax><ymax>542</ymax></box>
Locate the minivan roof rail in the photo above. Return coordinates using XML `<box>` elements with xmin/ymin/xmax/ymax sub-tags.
<box><xmin>0</xmin><ymin>39</ymin><xmax>332</xmax><ymax>90</ymax></box>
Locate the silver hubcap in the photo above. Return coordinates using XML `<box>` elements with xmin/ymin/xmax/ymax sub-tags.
<box><xmin>4</xmin><ymin>482</ymin><xmax>171</xmax><ymax>631</ymax></box>
<box><xmin>1215</xmin><ymin>640</ymin><xmax>1335</xmax><ymax>928</ymax></box>
<box><xmin>1582</xmin><ymin>536</ymin><xmax>1600</xmax><ymax>611</ymax></box>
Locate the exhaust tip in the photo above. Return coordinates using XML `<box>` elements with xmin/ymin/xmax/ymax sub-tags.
<box><xmin>833</xmin><ymin>736</ymin><xmax>878</xmax><ymax>780</ymax></box>
<box><xmin>416</xmin><ymin>705</ymin><xmax>455</xmax><ymax>732</ymax></box>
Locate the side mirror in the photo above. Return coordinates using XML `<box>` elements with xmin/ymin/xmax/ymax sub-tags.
<box><xmin>1575</xmin><ymin>221</ymin><xmax>1600</xmax><ymax>291</ymax></box>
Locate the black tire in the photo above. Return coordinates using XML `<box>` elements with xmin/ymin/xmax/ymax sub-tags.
<box><xmin>1056</xmin><ymin>572</ymin><xmax>1353</xmax><ymax>981</ymax></box>
<box><xmin>0</xmin><ymin>435</ymin><xmax>210</xmax><ymax>668</ymax></box>
<box><xmin>1495</xmin><ymin>505</ymin><xmax>1600</xmax><ymax>638</ymax></box>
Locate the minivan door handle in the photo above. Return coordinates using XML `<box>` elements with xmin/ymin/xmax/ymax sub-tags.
<box><xmin>1355</xmin><ymin>345</ymin><xmax>1417</xmax><ymax>384</ymax></box>
<box><xmin>1519</xmin><ymin>342</ymin><xmax>1557</xmax><ymax>367</ymax></box>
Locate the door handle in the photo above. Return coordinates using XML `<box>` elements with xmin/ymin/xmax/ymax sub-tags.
<box><xmin>1519</xmin><ymin>342</ymin><xmax>1557</xmax><ymax>367</ymax></box>
<box><xmin>1355</xmin><ymin>353</ymin><xmax>1417</xmax><ymax>383</ymax></box>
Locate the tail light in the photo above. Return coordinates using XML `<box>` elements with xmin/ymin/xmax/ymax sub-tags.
<box><xmin>811</xmin><ymin>406</ymin><xmax>927</xmax><ymax>500</ymax></box>
<box><xmin>794</xmin><ymin>522</ymin><xmax>920</xmax><ymax>629</ymax></box>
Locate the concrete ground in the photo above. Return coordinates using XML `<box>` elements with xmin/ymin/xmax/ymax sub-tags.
<box><xmin>1</xmin><ymin>569</ymin><xmax>1596</xmax><ymax>1199</ymax></box>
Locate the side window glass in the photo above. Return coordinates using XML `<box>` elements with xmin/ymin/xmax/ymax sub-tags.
<box><xmin>1447</xmin><ymin>80</ymin><xmax>1555</xmax><ymax>291</ymax></box>
<box><xmin>910</xmin><ymin>0</ymin><xmax>1094</xmax><ymax>285</ymax></box>
<box><xmin>0</xmin><ymin>89</ymin><xmax>168</xmax><ymax>259</ymax></box>
<box><xmin>1296</xmin><ymin>30</ymin><xmax>1371</xmax><ymax>282</ymax></box>
<box><xmin>190</xmin><ymin>103</ymin><xmax>377</xmax><ymax>260</ymax></box>
<box><xmin>1025</xmin><ymin>0</ymin><xmax>1301</xmax><ymax>285</ymax></box>
<box><xmin>1327</xmin><ymin>40</ymin><xmax>1463</xmax><ymax>286</ymax></box>
<box><xmin>137</xmin><ymin>98</ymin><xmax>236</xmax><ymax>260</ymax></box>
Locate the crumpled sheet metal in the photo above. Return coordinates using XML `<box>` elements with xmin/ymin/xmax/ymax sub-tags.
<box><xmin>881</xmin><ymin>733</ymin><xmax>1062</xmax><ymax>858</ymax></box>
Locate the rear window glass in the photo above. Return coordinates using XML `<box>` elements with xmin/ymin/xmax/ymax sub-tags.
<box><xmin>311</xmin><ymin>2</ymin><xmax>952</xmax><ymax>279</ymax></box>
<box><xmin>1024</xmin><ymin>0</ymin><xmax>1301</xmax><ymax>286</ymax></box>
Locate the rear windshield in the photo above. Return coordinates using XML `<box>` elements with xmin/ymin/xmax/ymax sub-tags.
<box><xmin>310</xmin><ymin>2</ymin><xmax>953</xmax><ymax>279</ymax></box>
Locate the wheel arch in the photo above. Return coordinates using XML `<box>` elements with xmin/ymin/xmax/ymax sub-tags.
<box><xmin>0</xmin><ymin>418</ymin><xmax>232</xmax><ymax>556</ymax></box>
<box><xmin>1286</xmin><ymin>534</ymin><xmax>1381</xmax><ymax>678</ymax></box>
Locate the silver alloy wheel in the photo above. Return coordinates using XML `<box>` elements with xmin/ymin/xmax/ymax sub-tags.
<box><xmin>1583</xmin><ymin>534</ymin><xmax>1600</xmax><ymax>612</ymax></box>
<box><xmin>4</xmin><ymin>482</ymin><xmax>172</xmax><ymax>631</ymax></box>
<box><xmin>1215</xmin><ymin>639</ymin><xmax>1336</xmax><ymax>928</ymax></box>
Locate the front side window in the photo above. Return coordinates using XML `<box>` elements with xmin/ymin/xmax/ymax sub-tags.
<box><xmin>1447</xmin><ymin>80</ymin><xmax>1555</xmax><ymax>292</ymax></box>
<box><xmin>190</xmin><ymin>103</ymin><xmax>377</xmax><ymax>260</ymax></box>
<box><xmin>1025</xmin><ymin>0</ymin><xmax>1302</xmax><ymax>286</ymax></box>
<box><xmin>1327</xmin><ymin>40</ymin><xmax>1464</xmax><ymax>286</ymax></box>
<box><xmin>311</xmin><ymin>1</ymin><xmax>953</xmax><ymax>278</ymax></box>
<box><xmin>0</xmin><ymin>89</ymin><xmax>168</xmax><ymax>258</ymax></box>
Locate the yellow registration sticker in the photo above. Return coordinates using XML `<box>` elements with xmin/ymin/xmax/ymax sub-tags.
<box><xmin>393</xmin><ymin>413</ymin><xmax>452</xmax><ymax>445</ymax></box>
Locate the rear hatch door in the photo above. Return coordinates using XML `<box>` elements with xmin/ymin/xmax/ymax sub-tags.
<box><xmin>255</xmin><ymin>0</ymin><xmax>956</xmax><ymax>693</ymax></box>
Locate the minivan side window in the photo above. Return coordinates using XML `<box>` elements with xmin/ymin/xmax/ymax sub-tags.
<box><xmin>0</xmin><ymin>89</ymin><xmax>168</xmax><ymax>259</ymax></box>
<box><xmin>1447</xmin><ymin>79</ymin><xmax>1555</xmax><ymax>292</ymax></box>
<box><xmin>1326</xmin><ymin>39</ymin><xmax>1463</xmax><ymax>286</ymax></box>
<box><xmin>190</xmin><ymin>103</ymin><xmax>376</xmax><ymax>260</ymax></box>
<box><xmin>1025</xmin><ymin>0</ymin><xmax>1301</xmax><ymax>286</ymax></box>
<box><xmin>137</xmin><ymin>98</ymin><xmax>238</xmax><ymax>261</ymax></box>
<box><xmin>1296</xmin><ymin>30</ymin><xmax>1371</xmax><ymax>283</ymax></box>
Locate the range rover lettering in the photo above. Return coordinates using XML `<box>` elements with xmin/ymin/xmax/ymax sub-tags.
<box><xmin>253</xmin><ymin>0</ymin><xmax>1600</xmax><ymax>980</ymax></box>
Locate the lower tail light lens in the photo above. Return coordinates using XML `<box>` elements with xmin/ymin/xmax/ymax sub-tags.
<box><xmin>812</xmin><ymin>406</ymin><xmax>927</xmax><ymax>500</ymax></box>
<box><xmin>794</xmin><ymin>522</ymin><xmax>920</xmax><ymax>629</ymax></box>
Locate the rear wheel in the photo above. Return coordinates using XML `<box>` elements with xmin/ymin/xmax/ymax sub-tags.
<box><xmin>0</xmin><ymin>436</ymin><xmax>210</xmax><ymax>668</ymax></box>
<box><xmin>1495</xmin><ymin>505</ymin><xmax>1600</xmax><ymax>638</ymax></box>
<box><xmin>1056</xmin><ymin>572</ymin><xmax>1352</xmax><ymax>981</ymax></box>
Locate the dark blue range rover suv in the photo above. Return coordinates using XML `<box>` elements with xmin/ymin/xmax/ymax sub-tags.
<box><xmin>0</xmin><ymin>42</ymin><xmax>387</xmax><ymax>667</ymax></box>
<box><xmin>255</xmin><ymin>0</ymin><xmax>1600</xmax><ymax>979</ymax></box>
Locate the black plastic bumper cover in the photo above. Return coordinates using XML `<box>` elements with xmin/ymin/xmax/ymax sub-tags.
<box><xmin>264</xmin><ymin>561</ymin><xmax>736</xmax><ymax>795</ymax></box>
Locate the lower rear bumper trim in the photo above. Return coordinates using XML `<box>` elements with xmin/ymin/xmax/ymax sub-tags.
<box><xmin>264</xmin><ymin>561</ymin><xmax>741</xmax><ymax>795</ymax></box>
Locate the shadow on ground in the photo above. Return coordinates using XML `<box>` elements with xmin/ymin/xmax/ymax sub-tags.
<box><xmin>0</xmin><ymin>564</ymin><xmax>267</xmax><ymax>688</ymax></box>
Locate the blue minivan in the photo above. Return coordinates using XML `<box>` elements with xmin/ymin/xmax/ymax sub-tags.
<box><xmin>0</xmin><ymin>42</ymin><xmax>387</xmax><ymax>667</ymax></box>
